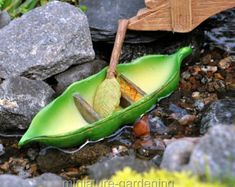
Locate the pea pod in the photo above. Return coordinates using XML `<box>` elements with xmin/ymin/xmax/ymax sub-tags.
<box><xmin>19</xmin><ymin>47</ymin><xmax>192</xmax><ymax>148</ymax></box>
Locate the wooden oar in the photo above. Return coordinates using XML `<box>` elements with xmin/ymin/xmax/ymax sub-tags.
<box><xmin>93</xmin><ymin>19</ymin><xmax>129</xmax><ymax>118</ymax></box>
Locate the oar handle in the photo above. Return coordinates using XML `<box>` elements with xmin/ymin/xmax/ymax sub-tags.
<box><xmin>107</xmin><ymin>19</ymin><xmax>129</xmax><ymax>79</ymax></box>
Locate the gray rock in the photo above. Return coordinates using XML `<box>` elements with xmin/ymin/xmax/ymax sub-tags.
<box><xmin>200</xmin><ymin>99</ymin><xmax>235</xmax><ymax>134</ymax></box>
<box><xmin>55</xmin><ymin>59</ymin><xmax>107</xmax><ymax>94</ymax></box>
<box><xmin>89</xmin><ymin>156</ymin><xmax>156</xmax><ymax>181</ymax></box>
<box><xmin>0</xmin><ymin>173</ymin><xmax>63</xmax><ymax>187</ymax></box>
<box><xmin>0</xmin><ymin>11</ymin><xmax>11</xmax><ymax>29</ymax></box>
<box><xmin>80</xmin><ymin>0</ymin><xmax>146</xmax><ymax>42</ymax></box>
<box><xmin>187</xmin><ymin>125</ymin><xmax>235</xmax><ymax>179</ymax></box>
<box><xmin>0</xmin><ymin>175</ymin><xmax>31</xmax><ymax>187</ymax></box>
<box><xmin>160</xmin><ymin>140</ymin><xmax>195</xmax><ymax>171</ymax></box>
<box><xmin>0</xmin><ymin>77</ymin><xmax>54</xmax><ymax>131</ymax></box>
<box><xmin>27</xmin><ymin>173</ymin><xmax>63</xmax><ymax>187</ymax></box>
<box><xmin>0</xmin><ymin>1</ymin><xmax>95</xmax><ymax>80</ymax></box>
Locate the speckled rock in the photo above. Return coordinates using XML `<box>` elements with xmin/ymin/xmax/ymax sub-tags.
<box><xmin>55</xmin><ymin>59</ymin><xmax>107</xmax><ymax>94</ymax></box>
<box><xmin>0</xmin><ymin>1</ymin><xmax>94</xmax><ymax>80</ymax></box>
<box><xmin>0</xmin><ymin>175</ymin><xmax>31</xmax><ymax>187</ymax></box>
<box><xmin>0</xmin><ymin>11</ymin><xmax>11</xmax><ymax>29</ymax></box>
<box><xmin>89</xmin><ymin>156</ymin><xmax>156</xmax><ymax>181</ymax></box>
<box><xmin>187</xmin><ymin>125</ymin><xmax>235</xmax><ymax>180</ymax></box>
<box><xmin>0</xmin><ymin>173</ymin><xmax>63</xmax><ymax>187</ymax></box>
<box><xmin>160</xmin><ymin>140</ymin><xmax>195</xmax><ymax>171</ymax></box>
<box><xmin>0</xmin><ymin>77</ymin><xmax>54</xmax><ymax>131</ymax></box>
<box><xmin>200</xmin><ymin>99</ymin><xmax>235</xmax><ymax>134</ymax></box>
<box><xmin>27</xmin><ymin>173</ymin><xmax>63</xmax><ymax>187</ymax></box>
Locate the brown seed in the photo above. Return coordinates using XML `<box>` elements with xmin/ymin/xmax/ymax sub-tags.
<box><xmin>133</xmin><ymin>115</ymin><xmax>150</xmax><ymax>137</ymax></box>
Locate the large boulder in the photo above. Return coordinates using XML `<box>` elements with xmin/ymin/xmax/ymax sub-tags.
<box><xmin>187</xmin><ymin>125</ymin><xmax>235</xmax><ymax>180</ymax></box>
<box><xmin>0</xmin><ymin>1</ymin><xmax>95</xmax><ymax>80</ymax></box>
<box><xmin>200</xmin><ymin>99</ymin><xmax>235</xmax><ymax>134</ymax></box>
<box><xmin>0</xmin><ymin>77</ymin><xmax>54</xmax><ymax>131</ymax></box>
<box><xmin>80</xmin><ymin>0</ymin><xmax>153</xmax><ymax>42</ymax></box>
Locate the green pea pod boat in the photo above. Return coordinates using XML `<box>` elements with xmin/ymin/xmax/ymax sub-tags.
<box><xmin>19</xmin><ymin>47</ymin><xmax>192</xmax><ymax>148</ymax></box>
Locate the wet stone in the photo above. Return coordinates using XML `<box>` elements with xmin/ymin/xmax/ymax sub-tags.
<box><xmin>149</xmin><ymin>116</ymin><xmax>167</xmax><ymax>135</ymax></box>
<box><xmin>169</xmin><ymin>104</ymin><xmax>188</xmax><ymax>119</ymax></box>
<box><xmin>205</xmin><ymin>8</ymin><xmax>235</xmax><ymax>54</ymax></box>
<box><xmin>200</xmin><ymin>99</ymin><xmax>235</xmax><ymax>135</ymax></box>
<box><xmin>133</xmin><ymin>137</ymin><xmax>165</xmax><ymax>159</ymax></box>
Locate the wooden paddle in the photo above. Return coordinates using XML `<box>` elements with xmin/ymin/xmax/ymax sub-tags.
<box><xmin>93</xmin><ymin>19</ymin><xmax>129</xmax><ymax>118</ymax></box>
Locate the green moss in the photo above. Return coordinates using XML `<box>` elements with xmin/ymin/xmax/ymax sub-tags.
<box><xmin>75</xmin><ymin>167</ymin><xmax>226</xmax><ymax>187</ymax></box>
<box><xmin>0</xmin><ymin>0</ymin><xmax>86</xmax><ymax>18</ymax></box>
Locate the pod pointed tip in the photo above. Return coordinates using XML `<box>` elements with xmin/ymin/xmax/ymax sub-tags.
<box><xmin>18</xmin><ymin>134</ymin><xmax>30</xmax><ymax>148</ymax></box>
<box><xmin>176</xmin><ymin>46</ymin><xmax>193</xmax><ymax>63</ymax></box>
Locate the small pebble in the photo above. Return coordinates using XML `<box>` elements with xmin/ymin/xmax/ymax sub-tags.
<box><xmin>149</xmin><ymin>116</ymin><xmax>167</xmax><ymax>135</ymax></box>
<box><xmin>194</xmin><ymin>100</ymin><xmax>205</xmax><ymax>110</ymax></box>
<box><xmin>192</xmin><ymin>92</ymin><xmax>201</xmax><ymax>99</ymax></box>
<box><xmin>134</xmin><ymin>137</ymin><xmax>165</xmax><ymax>159</ymax></box>
<box><xmin>112</xmin><ymin>146</ymin><xmax>128</xmax><ymax>156</ymax></box>
<box><xmin>181</xmin><ymin>71</ymin><xmax>191</xmax><ymax>80</ymax></box>
<box><xmin>133</xmin><ymin>116</ymin><xmax>150</xmax><ymax>137</ymax></box>
<box><xmin>169</xmin><ymin>104</ymin><xmax>188</xmax><ymax>119</ymax></box>
<box><xmin>201</xmin><ymin>66</ymin><xmax>218</xmax><ymax>73</ymax></box>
